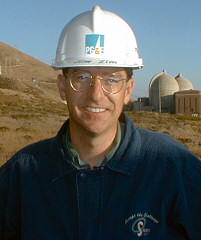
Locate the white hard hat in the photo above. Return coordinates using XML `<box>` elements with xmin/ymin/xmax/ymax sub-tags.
<box><xmin>52</xmin><ymin>6</ymin><xmax>143</xmax><ymax>70</ymax></box>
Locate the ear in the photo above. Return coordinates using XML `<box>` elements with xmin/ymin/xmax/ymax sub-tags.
<box><xmin>124</xmin><ymin>78</ymin><xmax>135</xmax><ymax>105</ymax></box>
<box><xmin>57</xmin><ymin>74</ymin><xmax>66</xmax><ymax>101</ymax></box>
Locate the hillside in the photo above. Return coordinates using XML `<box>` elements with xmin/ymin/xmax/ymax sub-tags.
<box><xmin>0</xmin><ymin>41</ymin><xmax>64</xmax><ymax>107</ymax></box>
<box><xmin>0</xmin><ymin>42</ymin><xmax>67</xmax><ymax>165</ymax></box>
<box><xmin>0</xmin><ymin>41</ymin><xmax>58</xmax><ymax>81</ymax></box>
<box><xmin>0</xmin><ymin>42</ymin><xmax>201</xmax><ymax>166</ymax></box>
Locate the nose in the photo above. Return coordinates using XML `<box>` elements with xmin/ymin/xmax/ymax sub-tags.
<box><xmin>87</xmin><ymin>77</ymin><xmax>105</xmax><ymax>101</ymax></box>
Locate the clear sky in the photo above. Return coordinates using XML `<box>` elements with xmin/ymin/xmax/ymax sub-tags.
<box><xmin>1</xmin><ymin>0</ymin><xmax>201</xmax><ymax>99</ymax></box>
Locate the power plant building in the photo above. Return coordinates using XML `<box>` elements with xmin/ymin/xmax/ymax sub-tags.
<box><xmin>148</xmin><ymin>70</ymin><xmax>195</xmax><ymax>113</ymax></box>
<box><xmin>131</xmin><ymin>70</ymin><xmax>201</xmax><ymax>116</ymax></box>
<box><xmin>175</xmin><ymin>90</ymin><xmax>201</xmax><ymax>116</ymax></box>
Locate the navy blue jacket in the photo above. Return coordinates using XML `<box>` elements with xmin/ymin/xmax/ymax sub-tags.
<box><xmin>0</xmin><ymin>114</ymin><xmax>201</xmax><ymax>239</ymax></box>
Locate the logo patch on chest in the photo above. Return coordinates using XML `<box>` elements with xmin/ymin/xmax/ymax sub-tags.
<box><xmin>125</xmin><ymin>213</ymin><xmax>159</xmax><ymax>237</ymax></box>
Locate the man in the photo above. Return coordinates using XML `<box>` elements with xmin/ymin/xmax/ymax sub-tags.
<box><xmin>0</xmin><ymin>6</ymin><xmax>201</xmax><ymax>239</ymax></box>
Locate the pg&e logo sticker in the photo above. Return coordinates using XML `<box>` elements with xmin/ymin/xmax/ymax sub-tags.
<box><xmin>85</xmin><ymin>34</ymin><xmax>104</xmax><ymax>55</ymax></box>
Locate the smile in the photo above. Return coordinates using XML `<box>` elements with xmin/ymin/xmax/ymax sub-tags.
<box><xmin>85</xmin><ymin>107</ymin><xmax>106</xmax><ymax>113</ymax></box>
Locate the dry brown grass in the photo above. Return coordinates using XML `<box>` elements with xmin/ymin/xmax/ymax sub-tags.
<box><xmin>0</xmin><ymin>114</ymin><xmax>67</xmax><ymax>166</ymax></box>
<box><xmin>127</xmin><ymin>111</ymin><xmax>201</xmax><ymax>159</ymax></box>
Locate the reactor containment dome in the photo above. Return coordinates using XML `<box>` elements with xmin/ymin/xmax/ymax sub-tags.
<box><xmin>149</xmin><ymin>70</ymin><xmax>193</xmax><ymax>113</ymax></box>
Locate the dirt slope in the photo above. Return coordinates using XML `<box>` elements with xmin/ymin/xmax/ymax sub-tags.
<box><xmin>0</xmin><ymin>41</ymin><xmax>58</xmax><ymax>81</ymax></box>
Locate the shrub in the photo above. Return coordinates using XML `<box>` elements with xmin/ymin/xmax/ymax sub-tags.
<box><xmin>0</xmin><ymin>126</ymin><xmax>10</xmax><ymax>132</ymax></box>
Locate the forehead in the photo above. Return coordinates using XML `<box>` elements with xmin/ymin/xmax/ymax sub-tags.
<box><xmin>66</xmin><ymin>67</ymin><xmax>127</xmax><ymax>75</ymax></box>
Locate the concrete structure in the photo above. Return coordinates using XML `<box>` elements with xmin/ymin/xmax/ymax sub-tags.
<box><xmin>133</xmin><ymin>97</ymin><xmax>152</xmax><ymax>111</ymax></box>
<box><xmin>175</xmin><ymin>90</ymin><xmax>201</xmax><ymax>116</ymax></box>
<box><xmin>124</xmin><ymin>98</ymin><xmax>151</xmax><ymax>112</ymax></box>
<box><xmin>148</xmin><ymin>70</ymin><xmax>195</xmax><ymax>113</ymax></box>
<box><xmin>149</xmin><ymin>70</ymin><xmax>179</xmax><ymax>113</ymax></box>
<box><xmin>175</xmin><ymin>73</ymin><xmax>193</xmax><ymax>91</ymax></box>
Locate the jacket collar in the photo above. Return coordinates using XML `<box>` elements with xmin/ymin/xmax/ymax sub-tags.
<box><xmin>48</xmin><ymin>120</ymin><xmax>77</xmax><ymax>182</ymax></box>
<box><xmin>106</xmin><ymin>113</ymin><xmax>142</xmax><ymax>176</ymax></box>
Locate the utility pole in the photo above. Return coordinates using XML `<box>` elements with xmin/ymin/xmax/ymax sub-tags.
<box><xmin>4</xmin><ymin>57</ymin><xmax>12</xmax><ymax>78</ymax></box>
<box><xmin>158</xmin><ymin>79</ymin><xmax>161</xmax><ymax>113</ymax></box>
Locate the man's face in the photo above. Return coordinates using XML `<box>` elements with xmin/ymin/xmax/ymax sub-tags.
<box><xmin>57</xmin><ymin>67</ymin><xmax>134</xmax><ymax>136</ymax></box>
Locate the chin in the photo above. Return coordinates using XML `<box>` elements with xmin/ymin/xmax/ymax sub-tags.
<box><xmin>83</xmin><ymin>124</ymin><xmax>106</xmax><ymax>135</ymax></box>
